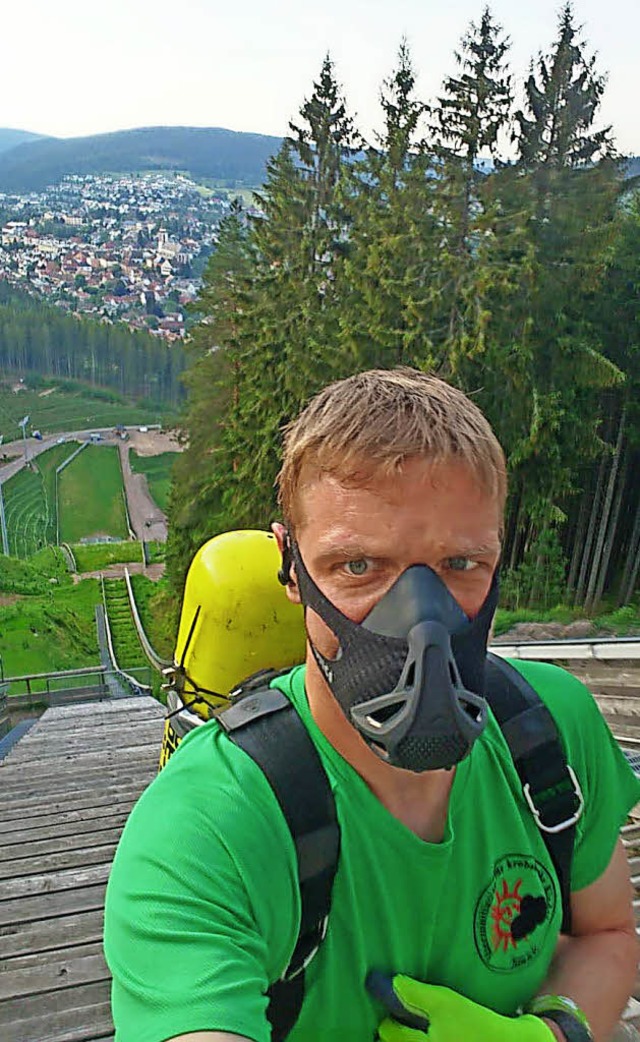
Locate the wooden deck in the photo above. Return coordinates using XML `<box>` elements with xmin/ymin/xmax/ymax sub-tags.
<box><xmin>1</xmin><ymin>695</ymin><xmax>640</xmax><ymax>1041</ymax></box>
<box><xmin>0</xmin><ymin>697</ymin><xmax>164</xmax><ymax>1042</ymax></box>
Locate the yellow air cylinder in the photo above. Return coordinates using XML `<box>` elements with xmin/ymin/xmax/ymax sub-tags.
<box><xmin>173</xmin><ymin>530</ymin><xmax>306</xmax><ymax>719</ymax></box>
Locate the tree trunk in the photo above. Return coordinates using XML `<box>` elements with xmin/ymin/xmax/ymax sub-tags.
<box><xmin>593</xmin><ymin>451</ymin><xmax>627</xmax><ymax>607</ymax></box>
<box><xmin>574</xmin><ymin>450</ymin><xmax>608</xmax><ymax>606</ymax></box>
<box><xmin>567</xmin><ymin>488</ymin><xmax>589</xmax><ymax>593</ymax></box>
<box><xmin>619</xmin><ymin>490</ymin><xmax>640</xmax><ymax>606</ymax></box>
<box><xmin>506</xmin><ymin>489</ymin><xmax>523</xmax><ymax>572</ymax></box>
<box><xmin>584</xmin><ymin>407</ymin><xmax>626</xmax><ymax>612</ymax></box>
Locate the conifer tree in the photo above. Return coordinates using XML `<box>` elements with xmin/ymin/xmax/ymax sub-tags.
<box><xmin>339</xmin><ymin>41</ymin><xmax>440</xmax><ymax>369</ymax></box>
<box><xmin>485</xmin><ymin>4</ymin><xmax>622</xmax><ymax>593</ymax></box>
<box><xmin>168</xmin><ymin>58</ymin><xmax>358</xmax><ymax>580</ymax></box>
<box><xmin>514</xmin><ymin>2</ymin><xmax>613</xmax><ymax>169</ymax></box>
<box><xmin>429</xmin><ymin>6</ymin><xmax>513</xmax><ymax>371</ymax></box>
<box><xmin>165</xmin><ymin>201</ymin><xmax>254</xmax><ymax>592</ymax></box>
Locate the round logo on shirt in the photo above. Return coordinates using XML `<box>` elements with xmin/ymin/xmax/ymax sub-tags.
<box><xmin>473</xmin><ymin>854</ymin><xmax>557</xmax><ymax>972</ymax></box>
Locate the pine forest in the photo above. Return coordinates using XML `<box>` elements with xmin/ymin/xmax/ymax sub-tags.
<box><xmin>0</xmin><ymin>284</ymin><xmax>185</xmax><ymax>406</ymax></box>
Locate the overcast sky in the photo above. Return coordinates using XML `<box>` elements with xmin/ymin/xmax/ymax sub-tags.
<box><xmin>5</xmin><ymin>0</ymin><xmax>638</xmax><ymax>155</ymax></box>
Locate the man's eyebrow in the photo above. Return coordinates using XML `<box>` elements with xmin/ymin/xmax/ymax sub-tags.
<box><xmin>448</xmin><ymin>541</ymin><xmax>501</xmax><ymax>557</ymax></box>
<box><xmin>313</xmin><ymin>540</ymin><xmax>374</xmax><ymax>562</ymax></box>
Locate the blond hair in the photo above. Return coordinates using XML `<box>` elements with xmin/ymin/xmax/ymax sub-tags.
<box><xmin>278</xmin><ymin>367</ymin><xmax>506</xmax><ymax>527</ymax></box>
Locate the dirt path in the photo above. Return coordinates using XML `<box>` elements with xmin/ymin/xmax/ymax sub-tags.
<box><xmin>118</xmin><ymin>442</ymin><xmax>168</xmax><ymax>543</ymax></box>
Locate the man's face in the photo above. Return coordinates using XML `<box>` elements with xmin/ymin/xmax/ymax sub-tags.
<box><xmin>279</xmin><ymin>456</ymin><xmax>502</xmax><ymax>661</ymax></box>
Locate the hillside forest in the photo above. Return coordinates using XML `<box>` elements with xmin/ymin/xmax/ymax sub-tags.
<box><xmin>0</xmin><ymin>284</ymin><xmax>185</xmax><ymax>406</ymax></box>
<box><xmin>0</xmin><ymin>126</ymin><xmax>282</xmax><ymax>194</ymax></box>
<box><xmin>166</xmin><ymin>3</ymin><xmax>640</xmax><ymax>617</ymax></box>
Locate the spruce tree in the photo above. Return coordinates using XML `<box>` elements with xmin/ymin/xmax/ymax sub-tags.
<box><xmin>339</xmin><ymin>41</ymin><xmax>440</xmax><ymax>370</ymax></box>
<box><xmin>165</xmin><ymin>201</ymin><xmax>254</xmax><ymax>592</ymax></box>
<box><xmin>429</xmin><ymin>6</ymin><xmax>513</xmax><ymax>371</ymax></box>
<box><xmin>514</xmin><ymin>2</ymin><xmax>613</xmax><ymax>169</ymax></box>
<box><xmin>168</xmin><ymin>58</ymin><xmax>359</xmax><ymax>587</ymax></box>
<box><xmin>484</xmin><ymin>3</ymin><xmax>623</xmax><ymax>593</ymax></box>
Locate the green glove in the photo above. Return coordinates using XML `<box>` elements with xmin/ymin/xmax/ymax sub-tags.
<box><xmin>371</xmin><ymin>974</ymin><xmax>556</xmax><ymax>1042</ymax></box>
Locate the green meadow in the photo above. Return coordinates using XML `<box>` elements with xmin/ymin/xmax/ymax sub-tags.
<box><xmin>58</xmin><ymin>445</ymin><xmax>128</xmax><ymax>543</ymax></box>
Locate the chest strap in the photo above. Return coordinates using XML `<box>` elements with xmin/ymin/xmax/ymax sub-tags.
<box><xmin>217</xmin><ymin>686</ymin><xmax>340</xmax><ymax>1042</ymax></box>
<box><xmin>485</xmin><ymin>654</ymin><xmax>584</xmax><ymax>934</ymax></box>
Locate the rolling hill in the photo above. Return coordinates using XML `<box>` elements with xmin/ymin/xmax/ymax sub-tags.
<box><xmin>0</xmin><ymin>125</ymin><xmax>282</xmax><ymax>192</ymax></box>
<box><xmin>0</xmin><ymin>128</ymin><xmax>47</xmax><ymax>156</ymax></box>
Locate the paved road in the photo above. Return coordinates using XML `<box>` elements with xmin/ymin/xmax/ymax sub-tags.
<box><xmin>0</xmin><ymin>433</ymin><xmax>69</xmax><ymax>485</ymax></box>
<box><xmin>0</xmin><ymin>427</ymin><xmax>122</xmax><ymax>486</ymax></box>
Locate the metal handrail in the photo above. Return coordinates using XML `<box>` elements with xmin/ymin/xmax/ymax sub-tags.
<box><xmin>123</xmin><ymin>567</ymin><xmax>170</xmax><ymax>672</ymax></box>
<box><xmin>490</xmin><ymin>637</ymin><xmax>640</xmax><ymax>660</ymax></box>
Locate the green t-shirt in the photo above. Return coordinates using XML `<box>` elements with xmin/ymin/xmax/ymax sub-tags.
<box><xmin>104</xmin><ymin>661</ymin><xmax>640</xmax><ymax>1042</ymax></box>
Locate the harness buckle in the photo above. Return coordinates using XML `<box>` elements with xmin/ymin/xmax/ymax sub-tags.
<box><xmin>523</xmin><ymin>765</ymin><xmax>585</xmax><ymax>834</ymax></box>
<box><xmin>281</xmin><ymin>915</ymin><xmax>329</xmax><ymax>982</ymax></box>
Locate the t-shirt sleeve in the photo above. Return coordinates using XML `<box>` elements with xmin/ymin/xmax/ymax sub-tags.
<box><xmin>104</xmin><ymin>724</ymin><xmax>300</xmax><ymax>1042</ymax></box>
<box><xmin>513</xmin><ymin>661</ymin><xmax>640</xmax><ymax>893</ymax></box>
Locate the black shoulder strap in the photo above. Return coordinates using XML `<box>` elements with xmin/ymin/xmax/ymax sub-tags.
<box><xmin>485</xmin><ymin>654</ymin><xmax>584</xmax><ymax>934</ymax></box>
<box><xmin>217</xmin><ymin>685</ymin><xmax>340</xmax><ymax>1042</ymax></box>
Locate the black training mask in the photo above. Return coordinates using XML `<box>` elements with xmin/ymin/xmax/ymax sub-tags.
<box><xmin>287</xmin><ymin>539</ymin><xmax>498</xmax><ymax>772</ymax></box>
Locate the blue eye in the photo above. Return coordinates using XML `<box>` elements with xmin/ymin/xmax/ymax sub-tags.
<box><xmin>345</xmin><ymin>559</ymin><xmax>369</xmax><ymax>576</ymax></box>
<box><xmin>447</xmin><ymin>557</ymin><xmax>477</xmax><ymax>572</ymax></box>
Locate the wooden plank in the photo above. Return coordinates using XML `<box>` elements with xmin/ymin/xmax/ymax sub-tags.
<box><xmin>5</xmin><ymin>724</ymin><xmax>164</xmax><ymax>755</ymax></box>
<box><xmin>0</xmin><ymin>742</ymin><xmax>158</xmax><ymax>773</ymax></box>
<box><xmin>0</xmin><ymin>909</ymin><xmax>104</xmax><ymax>959</ymax></box>
<box><xmin>5</xmin><ymin>723</ymin><xmax>164</xmax><ymax>760</ymax></box>
<box><xmin>0</xmin><ymin>980</ymin><xmax>113</xmax><ymax>1042</ymax></box>
<box><xmin>0</xmin><ymin>775</ymin><xmax>153</xmax><ymax>806</ymax></box>
<box><xmin>1</xmin><ymin>863</ymin><xmax>110</xmax><ymax>901</ymax></box>
<box><xmin>0</xmin><ymin>841</ymin><xmax>117</xmax><ymax>880</ymax></box>
<box><xmin>26</xmin><ymin>704</ymin><xmax>162</xmax><ymax>729</ymax></box>
<box><xmin>0</xmin><ymin>782</ymin><xmax>152</xmax><ymax>821</ymax></box>
<box><xmin>19</xmin><ymin>718</ymin><xmax>162</xmax><ymax>743</ymax></box>
<box><xmin>0</xmin><ymin>799</ymin><xmax>138</xmax><ymax>836</ymax></box>
<box><xmin>0</xmin><ymin>758</ymin><xmax>158</xmax><ymax>794</ymax></box>
<box><xmin>0</xmin><ymin>698</ymin><xmax>164</xmax><ymax>1039</ymax></box>
<box><xmin>0</xmin><ymin>748</ymin><xmax>157</xmax><ymax>773</ymax></box>
<box><xmin>0</xmin><ymin>881</ymin><xmax>106</xmax><ymax>927</ymax></box>
<box><xmin>1</xmin><ymin>940</ymin><xmax>104</xmax><ymax>973</ymax></box>
<box><xmin>42</xmin><ymin>696</ymin><xmax>160</xmax><ymax>717</ymax></box>
<box><xmin>0</xmin><ymin>742</ymin><xmax>162</xmax><ymax>773</ymax></box>
<box><xmin>0</xmin><ymin>826</ymin><xmax>124</xmax><ymax>865</ymax></box>
<box><xmin>0</xmin><ymin>757</ymin><xmax>157</xmax><ymax>786</ymax></box>
<box><xmin>0</xmin><ymin>948</ymin><xmax>109</xmax><ymax>1000</ymax></box>
<box><xmin>0</xmin><ymin>811</ymin><xmax>130</xmax><ymax>849</ymax></box>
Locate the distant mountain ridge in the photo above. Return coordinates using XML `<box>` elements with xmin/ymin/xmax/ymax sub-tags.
<box><xmin>626</xmin><ymin>156</ymin><xmax>640</xmax><ymax>179</ymax></box>
<box><xmin>0</xmin><ymin>125</ymin><xmax>635</xmax><ymax>194</ymax></box>
<box><xmin>0</xmin><ymin>129</ymin><xmax>47</xmax><ymax>156</ymax></box>
<box><xmin>0</xmin><ymin>126</ymin><xmax>283</xmax><ymax>192</ymax></box>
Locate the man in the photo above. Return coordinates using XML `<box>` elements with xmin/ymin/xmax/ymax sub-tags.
<box><xmin>104</xmin><ymin>368</ymin><xmax>639</xmax><ymax>1042</ymax></box>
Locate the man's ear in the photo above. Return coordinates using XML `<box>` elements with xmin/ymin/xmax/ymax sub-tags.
<box><xmin>271</xmin><ymin>522</ymin><xmax>301</xmax><ymax>604</ymax></box>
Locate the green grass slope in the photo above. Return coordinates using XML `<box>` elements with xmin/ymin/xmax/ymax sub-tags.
<box><xmin>0</xmin><ymin>381</ymin><xmax>163</xmax><ymax>444</ymax></box>
<box><xmin>58</xmin><ymin>445</ymin><xmax>128</xmax><ymax>543</ymax></box>
<box><xmin>0</xmin><ymin>548</ymin><xmax>100</xmax><ymax>686</ymax></box>
<box><xmin>103</xmin><ymin>578</ymin><xmax>149</xmax><ymax>672</ymax></box>
<box><xmin>2</xmin><ymin>442</ymin><xmax>77</xmax><ymax>557</ymax></box>
<box><xmin>73</xmin><ymin>540</ymin><xmax>142</xmax><ymax>572</ymax></box>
